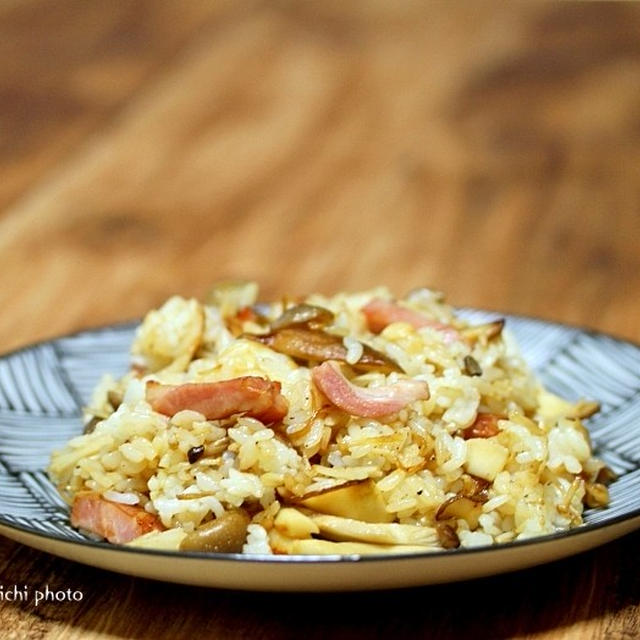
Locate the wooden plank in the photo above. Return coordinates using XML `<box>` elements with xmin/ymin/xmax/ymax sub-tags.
<box><xmin>1</xmin><ymin>2</ymin><xmax>638</xmax><ymax>351</ymax></box>
<box><xmin>0</xmin><ymin>0</ymin><xmax>248</xmax><ymax>213</ymax></box>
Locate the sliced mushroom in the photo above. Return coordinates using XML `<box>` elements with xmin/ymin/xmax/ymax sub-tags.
<box><xmin>296</xmin><ymin>479</ymin><xmax>394</xmax><ymax>523</ymax></box>
<box><xmin>179</xmin><ymin>509</ymin><xmax>250</xmax><ymax>553</ymax></box>
<box><xmin>572</xmin><ymin>400</ymin><xmax>600</xmax><ymax>419</ymax></box>
<box><xmin>268</xmin><ymin>529</ymin><xmax>437</xmax><ymax>556</ymax></box>
<box><xmin>310</xmin><ymin>513</ymin><xmax>437</xmax><ymax>546</ymax></box>
<box><xmin>463</xmin><ymin>355</ymin><xmax>483</xmax><ymax>377</ymax></box>
<box><xmin>595</xmin><ymin>465</ymin><xmax>617</xmax><ymax>486</ymax></box>
<box><xmin>249</xmin><ymin>328</ymin><xmax>403</xmax><ymax>374</ymax></box>
<box><xmin>435</xmin><ymin>522</ymin><xmax>460</xmax><ymax>549</ymax></box>
<box><xmin>82</xmin><ymin>415</ymin><xmax>101</xmax><ymax>435</ymax></box>
<box><xmin>271</xmin><ymin>304</ymin><xmax>335</xmax><ymax>331</ymax></box>
<box><xmin>435</xmin><ymin>495</ymin><xmax>485</xmax><ymax>529</ymax></box>
<box><xmin>459</xmin><ymin>473</ymin><xmax>491</xmax><ymax>499</ymax></box>
<box><xmin>583</xmin><ymin>482</ymin><xmax>610</xmax><ymax>509</ymax></box>
<box><xmin>537</xmin><ymin>389</ymin><xmax>600</xmax><ymax>421</ymax></box>
<box><xmin>127</xmin><ymin>528</ymin><xmax>187</xmax><ymax>550</ymax></box>
<box><xmin>460</xmin><ymin>319</ymin><xmax>505</xmax><ymax>345</ymax></box>
<box><xmin>107</xmin><ymin>390</ymin><xmax>123</xmax><ymax>411</ymax></box>
<box><xmin>273</xmin><ymin>508</ymin><xmax>319</xmax><ymax>539</ymax></box>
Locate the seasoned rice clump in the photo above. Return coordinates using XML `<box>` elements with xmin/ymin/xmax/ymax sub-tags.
<box><xmin>49</xmin><ymin>283</ymin><xmax>611</xmax><ymax>555</ymax></box>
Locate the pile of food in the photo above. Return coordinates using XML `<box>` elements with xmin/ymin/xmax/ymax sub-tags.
<box><xmin>48</xmin><ymin>282</ymin><xmax>611</xmax><ymax>555</ymax></box>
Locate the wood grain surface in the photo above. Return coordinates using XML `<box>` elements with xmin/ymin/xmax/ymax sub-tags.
<box><xmin>1</xmin><ymin>1</ymin><xmax>639</xmax><ymax>638</ymax></box>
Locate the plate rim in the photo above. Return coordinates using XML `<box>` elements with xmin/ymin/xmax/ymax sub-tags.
<box><xmin>1</xmin><ymin>311</ymin><xmax>639</xmax><ymax>571</ymax></box>
<box><xmin>1</xmin><ymin>495</ymin><xmax>640</xmax><ymax>566</ymax></box>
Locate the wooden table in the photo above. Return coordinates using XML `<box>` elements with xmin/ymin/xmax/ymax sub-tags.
<box><xmin>1</xmin><ymin>1</ymin><xmax>639</xmax><ymax>637</ymax></box>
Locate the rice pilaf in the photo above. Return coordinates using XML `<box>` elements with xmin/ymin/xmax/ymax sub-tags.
<box><xmin>48</xmin><ymin>283</ymin><xmax>611</xmax><ymax>555</ymax></box>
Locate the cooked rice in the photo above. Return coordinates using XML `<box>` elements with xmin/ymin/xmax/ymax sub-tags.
<box><xmin>48</xmin><ymin>284</ymin><xmax>610</xmax><ymax>554</ymax></box>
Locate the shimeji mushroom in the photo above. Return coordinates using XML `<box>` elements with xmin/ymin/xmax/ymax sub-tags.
<box><xmin>178</xmin><ymin>510</ymin><xmax>251</xmax><ymax>553</ymax></box>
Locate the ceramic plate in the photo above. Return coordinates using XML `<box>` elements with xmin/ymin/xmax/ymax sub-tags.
<box><xmin>1</xmin><ymin>313</ymin><xmax>639</xmax><ymax>592</ymax></box>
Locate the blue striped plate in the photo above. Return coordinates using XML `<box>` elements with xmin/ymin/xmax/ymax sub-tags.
<box><xmin>0</xmin><ymin>315</ymin><xmax>639</xmax><ymax>591</ymax></box>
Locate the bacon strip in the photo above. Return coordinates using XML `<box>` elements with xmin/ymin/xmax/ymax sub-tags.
<box><xmin>146</xmin><ymin>377</ymin><xmax>288</xmax><ymax>424</ymax></box>
<box><xmin>71</xmin><ymin>492</ymin><xmax>163</xmax><ymax>544</ymax></box>
<box><xmin>312</xmin><ymin>361</ymin><xmax>429</xmax><ymax>418</ymax></box>
<box><xmin>361</xmin><ymin>298</ymin><xmax>460</xmax><ymax>343</ymax></box>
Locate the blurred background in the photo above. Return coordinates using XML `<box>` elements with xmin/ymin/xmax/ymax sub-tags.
<box><xmin>1</xmin><ymin>0</ymin><xmax>639</xmax><ymax>351</ymax></box>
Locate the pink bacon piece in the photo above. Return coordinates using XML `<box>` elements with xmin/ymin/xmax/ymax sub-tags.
<box><xmin>146</xmin><ymin>376</ymin><xmax>288</xmax><ymax>424</ymax></box>
<box><xmin>361</xmin><ymin>298</ymin><xmax>461</xmax><ymax>343</ymax></box>
<box><xmin>71</xmin><ymin>492</ymin><xmax>163</xmax><ymax>544</ymax></box>
<box><xmin>312</xmin><ymin>360</ymin><xmax>429</xmax><ymax>418</ymax></box>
